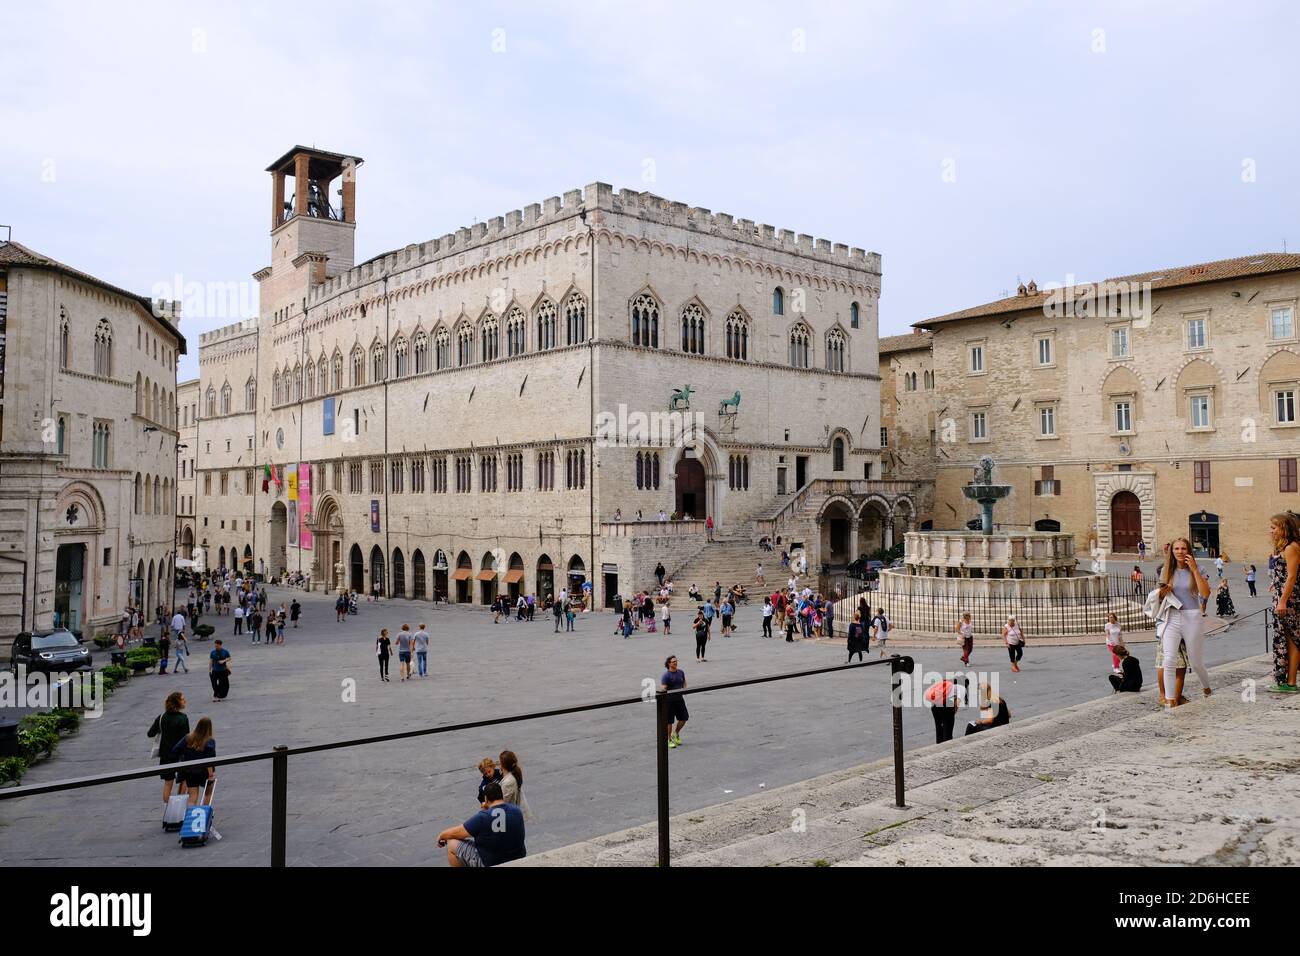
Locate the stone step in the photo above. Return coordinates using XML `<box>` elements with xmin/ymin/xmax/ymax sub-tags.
<box><xmin>514</xmin><ymin>655</ymin><xmax>1272</xmax><ymax>867</ymax></box>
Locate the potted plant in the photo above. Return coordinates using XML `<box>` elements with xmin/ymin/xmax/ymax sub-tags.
<box><xmin>192</xmin><ymin>624</ymin><xmax>215</xmax><ymax>642</ymax></box>
<box><xmin>92</xmin><ymin>634</ymin><xmax>116</xmax><ymax>650</ymax></box>
<box><xmin>125</xmin><ymin>646</ymin><xmax>159</xmax><ymax>674</ymax></box>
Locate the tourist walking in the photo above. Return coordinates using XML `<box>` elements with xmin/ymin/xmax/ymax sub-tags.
<box><xmin>1105</xmin><ymin>612</ymin><xmax>1123</xmax><ymax>673</ymax></box>
<box><xmin>1267</xmin><ymin>512</ymin><xmax>1300</xmax><ymax>693</ymax></box>
<box><xmin>157</xmin><ymin>631</ymin><xmax>171</xmax><ymax>675</ymax></box>
<box><xmin>1003</xmin><ymin>616</ymin><xmax>1024</xmax><ymax>672</ymax></box>
<box><xmin>498</xmin><ymin>750</ymin><xmax>533</xmax><ymax>821</ymax></box>
<box><xmin>376</xmin><ymin>628</ymin><xmax>392</xmax><ymax>682</ymax></box>
<box><xmin>290</xmin><ymin>599</ymin><xmax>301</xmax><ymax>629</ymax></box>
<box><xmin>147</xmin><ymin>691</ymin><xmax>190</xmax><ymax>804</ymax></box>
<box><xmin>173</xmin><ymin>631</ymin><xmax>190</xmax><ymax>673</ymax></box>
<box><xmin>1245</xmin><ymin>565</ymin><xmax>1258</xmax><ymax>598</ymax></box>
<box><xmin>233</xmin><ymin>603</ymin><xmax>244</xmax><ymax>636</ymax></box>
<box><xmin>956</xmin><ymin>612</ymin><xmax>974</xmax><ymax>665</ymax></box>
<box><xmin>693</xmin><ymin>609</ymin><xmax>709</xmax><ymax>662</ymax></box>
<box><xmin>660</xmin><ymin>599</ymin><xmax>672</xmax><ymax>635</ymax></box>
<box><xmin>761</xmin><ymin>596</ymin><xmax>773</xmax><ymax>638</ymax></box>
<box><xmin>1108</xmin><ymin>645</ymin><xmax>1143</xmax><ymax>692</ymax></box>
<box><xmin>661</xmin><ymin>656</ymin><xmax>689</xmax><ymax>748</ymax></box>
<box><xmin>1130</xmin><ymin>565</ymin><xmax>1144</xmax><ymax>596</ymax></box>
<box><xmin>249</xmin><ymin>608</ymin><xmax>262</xmax><ymax>645</ymax></box>
<box><xmin>756</xmin><ymin>563</ymin><xmax>765</xmax><ymax>587</ymax></box>
<box><xmin>396</xmin><ymin>624</ymin><xmax>413</xmax><ymax>680</ymax></box>
<box><xmin>171</xmin><ymin>717</ymin><xmax>217</xmax><ymax>805</ymax></box>
<box><xmin>1138</xmin><ymin>539</ymin><xmax>1147</xmax><ymax>562</ymax></box>
<box><xmin>720</xmin><ymin>596</ymin><xmax>734</xmax><ymax>637</ymax></box>
<box><xmin>208</xmin><ymin>639</ymin><xmax>231</xmax><ymax>702</ymax></box>
<box><xmin>871</xmin><ymin>607</ymin><xmax>891</xmax><ymax>657</ymax></box>
<box><xmin>552</xmin><ymin>595</ymin><xmax>562</xmax><ymax>633</ymax></box>
<box><xmin>1149</xmin><ymin>537</ymin><xmax>1212</xmax><ymax>707</ymax></box>
<box><xmin>964</xmin><ymin>682</ymin><xmax>1011</xmax><ymax>736</ymax></box>
<box><xmin>846</xmin><ymin>613</ymin><xmax>865</xmax><ymax>662</ymax></box>
<box><xmin>1215</xmin><ymin>578</ymin><xmax>1236</xmax><ymax>617</ymax></box>
<box><xmin>336</xmin><ymin>592</ymin><xmax>348</xmax><ymax>623</ymax></box>
<box><xmin>414</xmin><ymin>622</ymin><xmax>430</xmax><ymax>677</ymax></box>
<box><xmin>705</xmin><ymin>515</ymin><xmax>714</xmax><ymax>542</ymax></box>
<box><xmin>565</xmin><ymin>597</ymin><xmax>576</xmax><ymax>632</ymax></box>
<box><xmin>655</xmin><ymin>561</ymin><xmax>666</xmax><ymax>588</ymax></box>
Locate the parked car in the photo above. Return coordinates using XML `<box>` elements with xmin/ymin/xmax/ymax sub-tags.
<box><xmin>8</xmin><ymin>629</ymin><xmax>92</xmax><ymax>677</ymax></box>
<box><xmin>846</xmin><ymin>556</ymin><xmax>885</xmax><ymax>581</ymax></box>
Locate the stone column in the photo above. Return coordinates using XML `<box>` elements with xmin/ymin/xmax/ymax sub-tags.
<box><xmin>272</xmin><ymin>170</ymin><xmax>285</xmax><ymax>229</ymax></box>
<box><xmin>884</xmin><ymin>519</ymin><xmax>893</xmax><ymax>549</ymax></box>
<box><xmin>849</xmin><ymin>520</ymin><xmax>859</xmax><ymax>561</ymax></box>
<box><xmin>294</xmin><ymin>152</ymin><xmax>310</xmax><ymax>217</ymax></box>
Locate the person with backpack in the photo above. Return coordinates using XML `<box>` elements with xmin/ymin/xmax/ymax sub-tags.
<box><xmin>172</xmin><ymin>716</ymin><xmax>216</xmax><ymax>805</ymax></box>
<box><xmin>290</xmin><ymin>599</ymin><xmax>301</xmax><ymax>629</ymax></box>
<box><xmin>871</xmin><ymin>607</ymin><xmax>891</xmax><ymax>657</ymax></box>
<box><xmin>335</xmin><ymin>592</ymin><xmax>348</xmax><ymax>623</ymax></box>
<box><xmin>148</xmin><ymin>691</ymin><xmax>190</xmax><ymax>804</ymax></box>
<box><xmin>173</xmin><ymin>631</ymin><xmax>190</xmax><ymax>673</ymax></box>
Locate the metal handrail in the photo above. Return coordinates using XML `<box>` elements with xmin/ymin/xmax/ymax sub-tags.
<box><xmin>0</xmin><ymin>655</ymin><xmax>914</xmax><ymax>868</ymax></box>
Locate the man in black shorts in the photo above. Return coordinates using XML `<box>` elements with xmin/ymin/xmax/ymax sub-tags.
<box><xmin>660</xmin><ymin>656</ymin><xmax>689</xmax><ymax>749</ymax></box>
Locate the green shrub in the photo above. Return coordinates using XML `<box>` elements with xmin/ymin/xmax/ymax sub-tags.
<box><xmin>18</xmin><ymin>724</ymin><xmax>59</xmax><ymax>760</ymax></box>
<box><xmin>20</xmin><ymin>714</ymin><xmax>61</xmax><ymax>735</ymax></box>
<box><xmin>92</xmin><ymin>634</ymin><xmax>116</xmax><ymax>649</ymax></box>
<box><xmin>0</xmin><ymin>756</ymin><xmax>29</xmax><ymax>784</ymax></box>
<box><xmin>193</xmin><ymin>624</ymin><xmax>214</xmax><ymax>638</ymax></box>
<box><xmin>100</xmin><ymin>664</ymin><xmax>131</xmax><ymax>682</ymax></box>
<box><xmin>45</xmin><ymin>708</ymin><xmax>82</xmax><ymax>733</ymax></box>
<box><xmin>126</xmin><ymin>646</ymin><xmax>159</xmax><ymax>667</ymax></box>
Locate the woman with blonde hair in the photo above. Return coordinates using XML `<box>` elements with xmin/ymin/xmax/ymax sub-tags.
<box><xmin>1267</xmin><ymin>512</ymin><xmax>1300</xmax><ymax>693</ymax></box>
<box><xmin>1002</xmin><ymin>615</ymin><xmax>1024</xmax><ymax>673</ymax></box>
<box><xmin>1154</xmin><ymin>537</ymin><xmax>1212</xmax><ymax>706</ymax></box>
<box><xmin>964</xmin><ymin>682</ymin><xmax>1011</xmax><ymax>735</ymax></box>
<box><xmin>956</xmin><ymin>612</ymin><xmax>974</xmax><ymax>665</ymax></box>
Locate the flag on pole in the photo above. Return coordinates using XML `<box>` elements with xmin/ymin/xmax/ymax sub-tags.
<box><xmin>273</xmin><ymin>463</ymin><xmax>283</xmax><ymax>489</ymax></box>
<box><xmin>262</xmin><ymin>462</ymin><xmax>272</xmax><ymax>493</ymax></box>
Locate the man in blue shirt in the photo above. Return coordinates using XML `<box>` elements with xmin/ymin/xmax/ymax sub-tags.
<box><xmin>438</xmin><ymin>782</ymin><xmax>526</xmax><ymax>867</ymax></box>
<box><xmin>209</xmin><ymin>639</ymin><xmax>232</xmax><ymax>702</ymax></box>
<box><xmin>660</xmin><ymin>655</ymin><xmax>689</xmax><ymax>748</ymax></box>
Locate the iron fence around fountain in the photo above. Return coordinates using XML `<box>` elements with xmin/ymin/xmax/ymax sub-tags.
<box><xmin>846</xmin><ymin>572</ymin><xmax>1150</xmax><ymax>637</ymax></box>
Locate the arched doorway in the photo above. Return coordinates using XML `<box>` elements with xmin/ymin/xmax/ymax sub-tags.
<box><xmin>349</xmin><ymin>544</ymin><xmax>364</xmax><ymax>593</ymax></box>
<box><xmin>392</xmin><ymin>548</ymin><xmax>406</xmax><ymax>599</ymax></box>
<box><xmin>859</xmin><ymin>500</ymin><xmax>889</xmax><ymax>553</ymax></box>
<box><xmin>270</xmin><ymin>501</ymin><xmax>288</xmax><ymax>578</ymax></box>
<box><xmin>218</xmin><ymin>546</ymin><xmax>226</xmax><ymax>571</ymax></box>
<box><xmin>243</xmin><ymin>544</ymin><xmax>253</xmax><ymax>575</ymax></box>
<box><xmin>820</xmin><ymin>499</ymin><xmax>854</xmax><ymax>566</ymax></box>
<box><xmin>1034</xmin><ymin>519</ymin><xmax>1061</xmax><ymax>532</ymax></box>
<box><xmin>536</xmin><ymin>554</ymin><xmax>555</xmax><ymax>602</ymax></box>
<box><xmin>312</xmin><ymin>496</ymin><xmax>342</xmax><ymax>591</ymax></box>
<box><xmin>1110</xmin><ymin>491</ymin><xmax>1141</xmax><ymax>552</ymax></box>
<box><xmin>506</xmin><ymin>552</ymin><xmax>525</xmax><ymax>602</ymax></box>
<box><xmin>432</xmin><ymin>549</ymin><xmax>449</xmax><ymax>603</ymax></box>
<box><xmin>412</xmin><ymin>549</ymin><xmax>426</xmax><ymax>601</ymax></box>
<box><xmin>454</xmin><ymin>551</ymin><xmax>472</xmax><ymax>603</ymax></box>
<box><xmin>370</xmin><ymin>545</ymin><xmax>386</xmax><ymax>597</ymax></box>
<box><xmin>675</xmin><ymin>456</ymin><xmax>706</xmax><ymax>519</ymax></box>
<box><xmin>567</xmin><ymin>555</ymin><xmax>587</xmax><ymax>607</ymax></box>
<box><xmin>1189</xmin><ymin>511</ymin><xmax>1220</xmax><ymax>557</ymax></box>
<box><xmin>478</xmin><ymin>552</ymin><xmax>499</xmax><ymax>605</ymax></box>
<box><xmin>181</xmin><ymin>526</ymin><xmax>194</xmax><ymax>560</ymax></box>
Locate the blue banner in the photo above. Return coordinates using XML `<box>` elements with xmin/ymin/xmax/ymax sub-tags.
<box><xmin>323</xmin><ymin>398</ymin><xmax>335</xmax><ymax>436</ymax></box>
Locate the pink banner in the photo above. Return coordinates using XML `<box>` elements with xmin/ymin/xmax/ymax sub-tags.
<box><xmin>299</xmin><ymin>463</ymin><xmax>313</xmax><ymax>551</ymax></box>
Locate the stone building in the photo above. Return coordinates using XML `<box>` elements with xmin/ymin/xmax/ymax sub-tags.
<box><xmin>879</xmin><ymin>330</ymin><xmax>935</xmax><ymax>486</ymax></box>
<box><xmin>177</xmin><ymin>378</ymin><xmax>198</xmax><ymax>562</ymax></box>
<box><xmin>0</xmin><ymin>240</ymin><xmax>184</xmax><ymax>636</ymax></box>
<box><xmin>190</xmin><ymin>146</ymin><xmax>924</xmax><ymax>604</ymax></box>
<box><xmin>902</xmin><ymin>254</ymin><xmax>1300</xmax><ymax>559</ymax></box>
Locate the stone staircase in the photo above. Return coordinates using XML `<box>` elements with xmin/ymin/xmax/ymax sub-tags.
<box><xmin>646</xmin><ymin>535</ymin><xmax>806</xmax><ymax>599</ymax></box>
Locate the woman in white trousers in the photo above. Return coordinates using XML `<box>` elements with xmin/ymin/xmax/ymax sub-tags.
<box><xmin>1156</xmin><ymin>537</ymin><xmax>1212</xmax><ymax>707</ymax></box>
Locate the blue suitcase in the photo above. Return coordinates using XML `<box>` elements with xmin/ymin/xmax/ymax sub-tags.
<box><xmin>179</xmin><ymin>781</ymin><xmax>217</xmax><ymax>848</ymax></box>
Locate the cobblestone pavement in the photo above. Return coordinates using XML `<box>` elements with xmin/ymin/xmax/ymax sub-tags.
<box><xmin>0</xmin><ymin>575</ymin><xmax>1274</xmax><ymax>867</ymax></box>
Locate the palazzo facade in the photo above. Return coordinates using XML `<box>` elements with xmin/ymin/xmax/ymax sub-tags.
<box><xmin>191</xmin><ymin>146</ymin><xmax>892</xmax><ymax>605</ymax></box>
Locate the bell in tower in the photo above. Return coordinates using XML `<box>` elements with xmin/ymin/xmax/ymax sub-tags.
<box><xmin>263</xmin><ymin>146</ymin><xmax>364</xmax><ymax>279</ymax></box>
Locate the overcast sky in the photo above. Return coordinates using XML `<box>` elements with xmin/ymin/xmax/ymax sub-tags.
<box><xmin>3</xmin><ymin>0</ymin><xmax>1297</xmax><ymax>382</ymax></box>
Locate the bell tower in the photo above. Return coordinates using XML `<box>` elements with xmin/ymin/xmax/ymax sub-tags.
<box><xmin>265</xmin><ymin>146</ymin><xmax>363</xmax><ymax>280</ymax></box>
